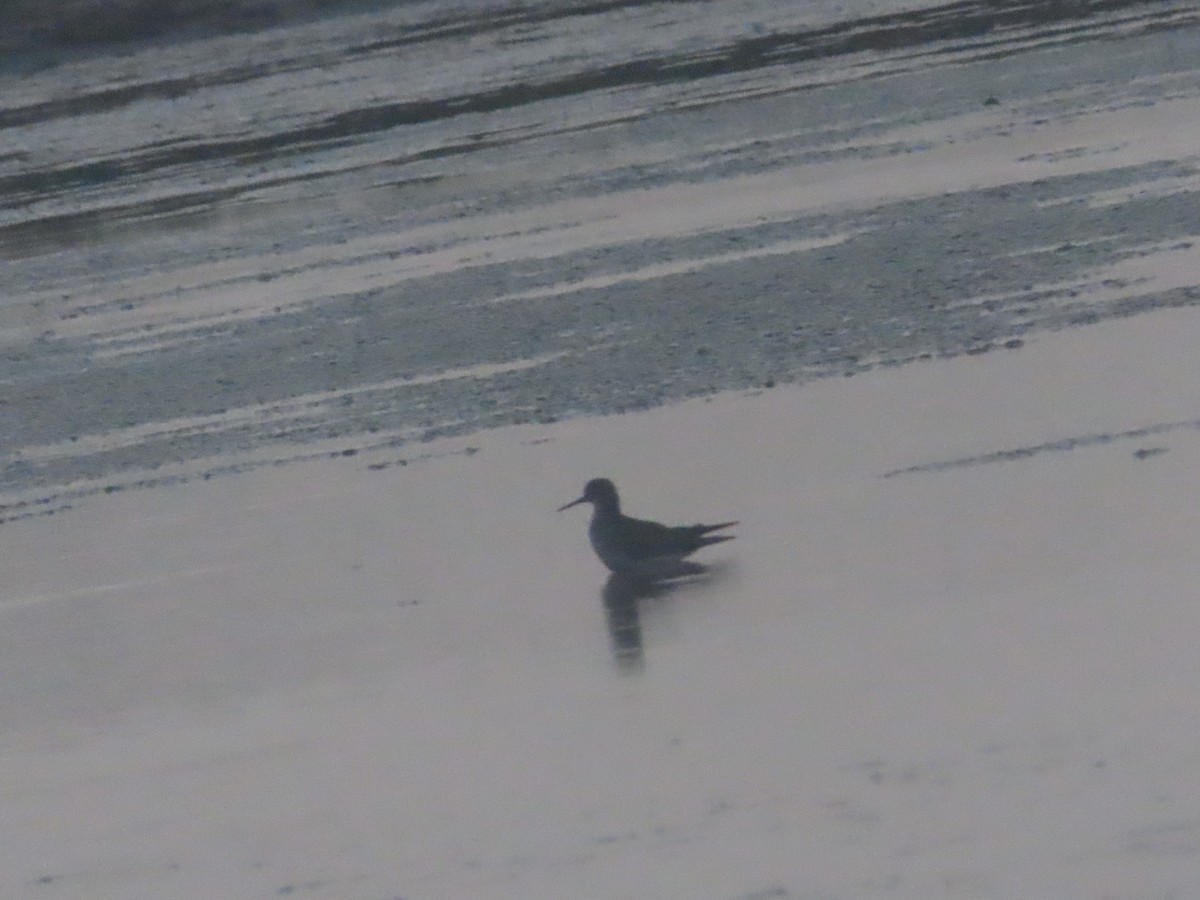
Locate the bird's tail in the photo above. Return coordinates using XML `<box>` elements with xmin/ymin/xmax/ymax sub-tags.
<box><xmin>695</xmin><ymin>521</ymin><xmax>737</xmax><ymax>548</ymax></box>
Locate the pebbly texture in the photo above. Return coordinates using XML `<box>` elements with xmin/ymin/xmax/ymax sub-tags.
<box><xmin>2</xmin><ymin>0</ymin><xmax>1200</xmax><ymax>518</ymax></box>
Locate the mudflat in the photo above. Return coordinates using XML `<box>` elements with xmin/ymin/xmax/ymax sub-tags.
<box><xmin>3</xmin><ymin>2</ymin><xmax>1200</xmax><ymax>897</ymax></box>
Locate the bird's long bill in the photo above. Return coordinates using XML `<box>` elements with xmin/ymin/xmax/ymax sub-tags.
<box><xmin>557</xmin><ymin>495</ymin><xmax>586</xmax><ymax>511</ymax></box>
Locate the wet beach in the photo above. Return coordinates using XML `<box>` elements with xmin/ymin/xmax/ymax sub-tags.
<box><xmin>4</xmin><ymin>0</ymin><xmax>1200</xmax><ymax>513</ymax></box>
<box><xmin>4</xmin><ymin>1</ymin><xmax>1200</xmax><ymax>897</ymax></box>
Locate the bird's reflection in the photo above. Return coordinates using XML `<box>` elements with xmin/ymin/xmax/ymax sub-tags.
<box><xmin>601</xmin><ymin>574</ymin><xmax>646</xmax><ymax>671</ymax></box>
<box><xmin>600</xmin><ymin>561</ymin><xmax>732</xmax><ymax>672</ymax></box>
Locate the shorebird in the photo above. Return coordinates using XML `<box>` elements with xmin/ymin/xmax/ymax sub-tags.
<box><xmin>558</xmin><ymin>478</ymin><xmax>736</xmax><ymax>577</ymax></box>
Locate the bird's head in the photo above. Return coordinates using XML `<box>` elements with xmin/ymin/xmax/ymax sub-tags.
<box><xmin>558</xmin><ymin>477</ymin><xmax>619</xmax><ymax>512</ymax></box>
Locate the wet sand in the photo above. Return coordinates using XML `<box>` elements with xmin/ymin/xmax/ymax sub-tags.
<box><xmin>5</xmin><ymin>2</ymin><xmax>1200</xmax><ymax>897</ymax></box>
<box><xmin>5</xmin><ymin>1</ymin><xmax>1200</xmax><ymax>511</ymax></box>
<box><xmin>4</xmin><ymin>304</ymin><xmax>1200</xmax><ymax>898</ymax></box>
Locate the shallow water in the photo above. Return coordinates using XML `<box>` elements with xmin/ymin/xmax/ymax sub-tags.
<box><xmin>6</xmin><ymin>305</ymin><xmax>1200</xmax><ymax>899</ymax></box>
<box><xmin>3</xmin><ymin>0</ymin><xmax>1200</xmax><ymax>518</ymax></box>
<box><xmin>5</xmin><ymin>6</ymin><xmax>1200</xmax><ymax>895</ymax></box>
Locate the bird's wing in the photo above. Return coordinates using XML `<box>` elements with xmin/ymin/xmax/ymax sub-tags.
<box><xmin>610</xmin><ymin>515</ymin><xmax>679</xmax><ymax>560</ymax></box>
<box><xmin>693</xmin><ymin>520</ymin><xmax>737</xmax><ymax>535</ymax></box>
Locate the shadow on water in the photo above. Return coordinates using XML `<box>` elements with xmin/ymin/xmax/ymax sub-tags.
<box><xmin>600</xmin><ymin>561</ymin><xmax>735</xmax><ymax>673</ymax></box>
